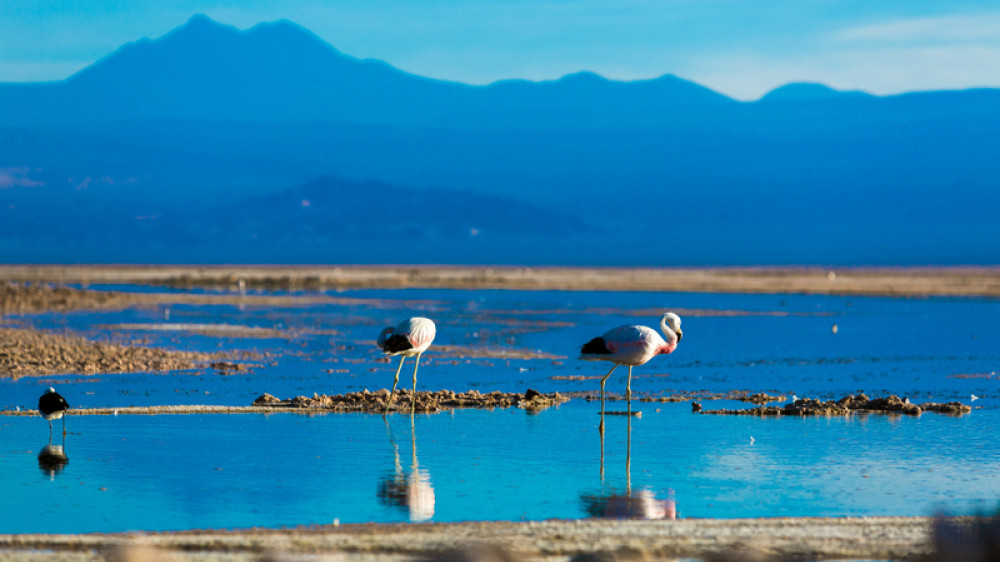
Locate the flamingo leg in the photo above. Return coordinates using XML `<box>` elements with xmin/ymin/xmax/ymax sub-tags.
<box><xmin>411</xmin><ymin>353</ymin><xmax>422</xmax><ymax>413</ymax></box>
<box><xmin>626</xmin><ymin>415</ymin><xmax>633</xmax><ymax>494</ymax></box>
<box><xmin>48</xmin><ymin>419</ymin><xmax>53</xmax><ymax>437</ymax></box>
<box><xmin>626</xmin><ymin>365</ymin><xmax>633</xmax><ymax>412</ymax></box>
<box><xmin>384</xmin><ymin>356</ymin><xmax>406</xmax><ymax>416</ymax></box>
<box><xmin>599</xmin><ymin>414</ymin><xmax>605</xmax><ymax>480</ymax></box>
<box><xmin>599</xmin><ymin>364</ymin><xmax>618</xmax><ymax>417</ymax></box>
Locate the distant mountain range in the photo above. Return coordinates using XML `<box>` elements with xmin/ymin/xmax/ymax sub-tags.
<box><xmin>0</xmin><ymin>14</ymin><xmax>737</xmax><ymax>127</ymax></box>
<box><xmin>1</xmin><ymin>15</ymin><xmax>998</xmax><ymax>265</ymax></box>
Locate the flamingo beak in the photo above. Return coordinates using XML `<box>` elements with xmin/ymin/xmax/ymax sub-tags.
<box><xmin>676</xmin><ymin>329</ymin><xmax>683</xmax><ymax>342</ymax></box>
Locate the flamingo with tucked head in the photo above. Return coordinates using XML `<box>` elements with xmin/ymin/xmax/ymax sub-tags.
<box><xmin>378</xmin><ymin>317</ymin><xmax>436</xmax><ymax>415</ymax></box>
<box><xmin>580</xmin><ymin>312</ymin><xmax>683</xmax><ymax>414</ymax></box>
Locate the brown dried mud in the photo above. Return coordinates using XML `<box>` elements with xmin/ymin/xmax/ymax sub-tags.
<box><xmin>0</xmin><ymin>282</ymin><xmax>135</xmax><ymax>315</ymax></box>
<box><xmin>3</xmin><ymin>264</ymin><xmax>1000</xmax><ymax>297</ymax></box>
<box><xmin>253</xmin><ymin>388</ymin><xmax>569</xmax><ymax>413</ymax></box>
<box><xmin>701</xmin><ymin>393</ymin><xmax>971</xmax><ymax>416</ymax></box>
<box><xmin>0</xmin><ymin>327</ymin><xmax>223</xmax><ymax>379</ymax></box>
<box><xmin>638</xmin><ymin>390</ymin><xmax>787</xmax><ymax>404</ymax></box>
<box><xmin>0</xmin><ymin>281</ymin><xmax>439</xmax><ymax>316</ymax></box>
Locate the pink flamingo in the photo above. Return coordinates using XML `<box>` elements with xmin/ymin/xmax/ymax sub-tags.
<box><xmin>580</xmin><ymin>312</ymin><xmax>683</xmax><ymax>414</ymax></box>
<box><xmin>378</xmin><ymin>317</ymin><xmax>437</xmax><ymax>415</ymax></box>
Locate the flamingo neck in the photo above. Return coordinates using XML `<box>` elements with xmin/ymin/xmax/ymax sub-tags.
<box><xmin>659</xmin><ymin>317</ymin><xmax>679</xmax><ymax>354</ymax></box>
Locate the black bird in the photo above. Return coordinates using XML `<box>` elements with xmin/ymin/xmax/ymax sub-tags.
<box><xmin>38</xmin><ymin>387</ymin><xmax>69</xmax><ymax>435</ymax></box>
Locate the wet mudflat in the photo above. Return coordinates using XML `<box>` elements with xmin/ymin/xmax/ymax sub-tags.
<box><xmin>0</xmin><ymin>282</ymin><xmax>998</xmax><ymax>535</ymax></box>
<box><xmin>2</xmin><ymin>286</ymin><xmax>998</xmax><ymax>409</ymax></box>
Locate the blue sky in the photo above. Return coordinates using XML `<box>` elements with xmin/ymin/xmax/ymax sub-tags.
<box><xmin>2</xmin><ymin>0</ymin><xmax>999</xmax><ymax>100</ymax></box>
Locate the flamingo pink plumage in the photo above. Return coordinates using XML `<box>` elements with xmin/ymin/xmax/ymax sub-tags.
<box><xmin>378</xmin><ymin>317</ymin><xmax>436</xmax><ymax>415</ymax></box>
<box><xmin>579</xmin><ymin>312</ymin><xmax>683</xmax><ymax>414</ymax></box>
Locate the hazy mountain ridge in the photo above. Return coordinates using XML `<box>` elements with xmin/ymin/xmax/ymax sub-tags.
<box><xmin>1</xmin><ymin>14</ymin><xmax>998</xmax><ymax>264</ymax></box>
<box><xmin>0</xmin><ymin>175</ymin><xmax>596</xmax><ymax>263</ymax></box>
<box><xmin>0</xmin><ymin>14</ymin><xmax>741</xmax><ymax>127</ymax></box>
<box><xmin>3</xmin><ymin>14</ymin><xmax>997</xmax><ymax>127</ymax></box>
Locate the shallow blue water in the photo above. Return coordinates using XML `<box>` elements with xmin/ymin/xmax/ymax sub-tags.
<box><xmin>4</xmin><ymin>288</ymin><xmax>999</xmax><ymax>409</ymax></box>
<box><xmin>1</xmin><ymin>288</ymin><xmax>999</xmax><ymax>532</ymax></box>
<box><xmin>2</xmin><ymin>403</ymin><xmax>999</xmax><ymax>533</ymax></box>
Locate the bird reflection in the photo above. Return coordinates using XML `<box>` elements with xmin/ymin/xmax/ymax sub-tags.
<box><xmin>38</xmin><ymin>434</ymin><xmax>69</xmax><ymax>480</ymax></box>
<box><xmin>582</xmin><ymin>414</ymin><xmax>676</xmax><ymax>520</ymax></box>
<box><xmin>377</xmin><ymin>413</ymin><xmax>435</xmax><ymax>522</ymax></box>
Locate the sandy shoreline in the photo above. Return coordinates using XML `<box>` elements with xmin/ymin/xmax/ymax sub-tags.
<box><xmin>0</xmin><ymin>516</ymin><xmax>938</xmax><ymax>561</ymax></box>
<box><xmin>2</xmin><ymin>264</ymin><xmax>999</xmax><ymax>297</ymax></box>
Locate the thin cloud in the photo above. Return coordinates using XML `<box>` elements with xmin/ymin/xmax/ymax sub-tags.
<box><xmin>834</xmin><ymin>13</ymin><xmax>1000</xmax><ymax>43</ymax></box>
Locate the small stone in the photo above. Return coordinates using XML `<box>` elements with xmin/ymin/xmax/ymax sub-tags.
<box><xmin>253</xmin><ymin>393</ymin><xmax>281</xmax><ymax>405</ymax></box>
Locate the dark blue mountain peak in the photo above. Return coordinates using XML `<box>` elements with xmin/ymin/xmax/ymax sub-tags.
<box><xmin>651</xmin><ymin>73</ymin><xmax>695</xmax><ymax>86</ymax></box>
<box><xmin>485</xmin><ymin>71</ymin><xmax>609</xmax><ymax>90</ymax></box>
<box><xmin>246</xmin><ymin>17</ymin><xmax>334</xmax><ymax>45</ymax></box>
<box><xmin>557</xmin><ymin>71</ymin><xmax>607</xmax><ymax>83</ymax></box>
<box><xmin>249</xmin><ymin>17</ymin><xmax>306</xmax><ymax>32</ymax></box>
<box><xmin>162</xmin><ymin>13</ymin><xmax>345</xmax><ymax>58</ymax></box>
<box><xmin>186</xmin><ymin>13</ymin><xmax>214</xmax><ymax>24</ymax></box>
<box><xmin>63</xmin><ymin>16</ymin><xmax>236</xmax><ymax>83</ymax></box>
<box><xmin>759</xmin><ymin>82</ymin><xmax>874</xmax><ymax>102</ymax></box>
<box><xmin>166</xmin><ymin>13</ymin><xmax>241</xmax><ymax>41</ymax></box>
<box><xmin>482</xmin><ymin>70</ymin><xmax>732</xmax><ymax>105</ymax></box>
<box><xmin>64</xmin><ymin>12</ymin><xmax>366</xmax><ymax>89</ymax></box>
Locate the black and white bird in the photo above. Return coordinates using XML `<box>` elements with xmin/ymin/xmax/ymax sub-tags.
<box><xmin>38</xmin><ymin>387</ymin><xmax>69</xmax><ymax>435</ymax></box>
<box><xmin>377</xmin><ymin>317</ymin><xmax>436</xmax><ymax>415</ymax></box>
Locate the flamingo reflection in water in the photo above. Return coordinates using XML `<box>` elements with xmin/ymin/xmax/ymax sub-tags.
<box><xmin>38</xmin><ymin>433</ymin><xmax>69</xmax><ymax>480</ymax></box>
<box><xmin>377</xmin><ymin>414</ymin><xmax>435</xmax><ymax>522</ymax></box>
<box><xmin>581</xmin><ymin>414</ymin><xmax>676</xmax><ymax>520</ymax></box>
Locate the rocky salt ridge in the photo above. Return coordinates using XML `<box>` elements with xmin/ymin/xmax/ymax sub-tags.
<box><xmin>638</xmin><ymin>391</ymin><xmax>786</xmax><ymax>404</ymax></box>
<box><xmin>0</xmin><ymin>282</ymin><xmax>133</xmax><ymax>315</ymax></box>
<box><xmin>254</xmin><ymin>388</ymin><xmax>569</xmax><ymax>413</ymax></box>
<box><xmin>701</xmin><ymin>393</ymin><xmax>971</xmax><ymax>416</ymax></box>
<box><xmin>0</xmin><ymin>327</ymin><xmax>223</xmax><ymax>379</ymax></box>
